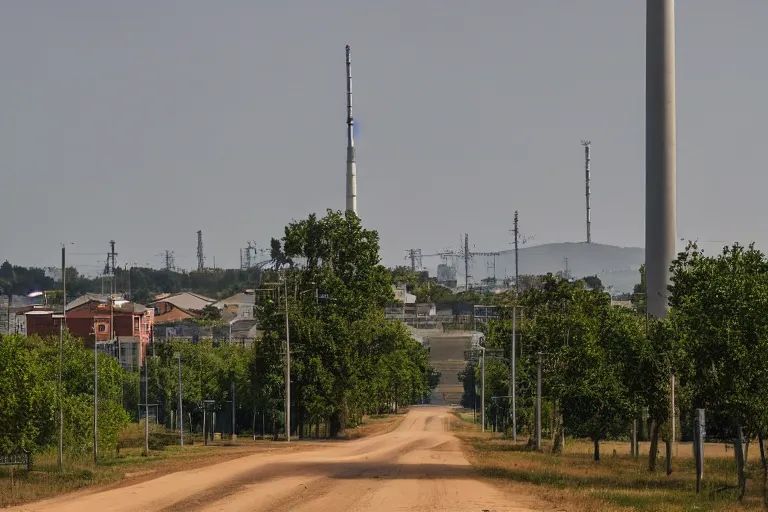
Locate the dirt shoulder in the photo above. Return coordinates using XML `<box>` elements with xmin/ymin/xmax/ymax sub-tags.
<box><xmin>0</xmin><ymin>414</ymin><xmax>402</xmax><ymax>508</ymax></box>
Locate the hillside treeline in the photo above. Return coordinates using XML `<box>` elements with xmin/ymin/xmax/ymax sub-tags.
<box><xmin>0</xmin><ymin>260</ymin><xmax>263</xmax><ymax>304</ymax></box>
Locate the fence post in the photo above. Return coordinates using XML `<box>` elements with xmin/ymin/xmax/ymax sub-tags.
<box><xmin>694</xmin><ymin>408</ymin><xmax>705</xmax><ymax>493</ymax></box>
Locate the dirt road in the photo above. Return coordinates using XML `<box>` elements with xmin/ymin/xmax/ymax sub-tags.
<box><xmin>12</xmin><ymin>407</ymin><xmax>549</xmax><ymax>512</ymax></box>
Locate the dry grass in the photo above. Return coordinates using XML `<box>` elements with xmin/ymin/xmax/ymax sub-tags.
<box><xmin>450</xmin><ymin>410</ymin><xmax>768</xmax><ymax>512</ymax></box>
<box><xmin>0</xmin><ymin>414</ymin><xmax>402</xmax><ymax>508</ymax></box>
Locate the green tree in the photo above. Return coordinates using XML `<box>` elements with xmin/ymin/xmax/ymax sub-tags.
<box><xmin>668</xmin><ymin>242</ymin><xmax>768</xmax><ymax>499</ymax></box>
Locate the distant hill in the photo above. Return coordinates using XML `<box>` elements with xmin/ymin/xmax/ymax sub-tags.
<box><xmin>429</xmin><ymin>242</ymin><xmax>644</xmax><ymax>294</ymax></box>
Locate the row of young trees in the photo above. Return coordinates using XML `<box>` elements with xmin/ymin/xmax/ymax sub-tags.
<box><xmin>0</xmin><ymin>333</ymin><xmax>128</xmax><ymax>458</ymax></box>
<box><xmin>0</xmin><ymin>210</ymin><xmax>439</xmax><ymax>458</ymax></box>
<box><xmin>464</xmin><ymin>242</ymin><xmax>768</xmax><ymax>502</ymax></box>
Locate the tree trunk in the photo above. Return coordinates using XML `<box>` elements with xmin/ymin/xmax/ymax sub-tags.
<box><xmin>593</xmin><ymin>438</ymin><xmax>600</xmax><ymax>462</ymax></box>
<box><xmin>735</xmin><ymin>424</ymin><xmax>746</xmax><ymax>501</ymax></box>
<box><xmin>666</xmin><ymin>438</ymin><xmax>672</xmax><ymax>475</ymax></box>
<box><xmin>552</xmin><ymin>413</ymin><xmax>564</xmax><ymax>455</ymax></box>
<box><xmin>330</xmin><ymin>412</ymin><xmax>342</xmax><ymax>438</ymax></box>
<box><xmin>649</xmin><ymin>420</ymin><xmax>660</xmax><ymax>472</ymax></box>
<box><xmin>297</xmin><ymin>404</ymin><xmax>304</xmax><ymax>440</ymax></box>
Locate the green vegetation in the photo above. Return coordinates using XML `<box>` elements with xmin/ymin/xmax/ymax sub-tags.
<box><xmin>0</xmin><ymin>258</ymin><xmax>264</xmax><ymax>303</ymax></box>
<box><xmin>0</xmin><ymin>333</ymin><xmax>128</xmax><ymax>458</ymax></box>
<box><xmin>0</xmin><ymin>210</ymin><xmax>438</xmax><ymax>505</ymax></box>
<box><xmin>266</xmin><ymin>209</ymin><xmax>438</xmax><ymax>435</ymax></box>
<box><xmin>456</xmin><ymin>241</ymin><xmax>768</xmax><ymax>508</ymax></box>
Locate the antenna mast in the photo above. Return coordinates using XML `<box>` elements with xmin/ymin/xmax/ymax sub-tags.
<box><xmin>196</xmin><ymin>230</ymin><xmax>205</xmax><ymax>271</ymax></box>
<box><xmin>345</xmin><ymin>45</ymin><xmax>357</xmax><ymax>215</ymax></box>
<box><xmin>582</xmin><ymin>140</ymin><xmax>592</xmax><ymax>243</ymax></box>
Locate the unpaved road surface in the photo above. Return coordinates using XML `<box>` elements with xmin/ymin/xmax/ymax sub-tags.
<box><xmin>12</xmin><ymin>407</ymin><xmax>549</xmax><ymax>512</ymax></box>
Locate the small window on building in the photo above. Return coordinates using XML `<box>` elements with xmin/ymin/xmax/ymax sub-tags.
<box><xmin>98</xmin><ymin>324</ymin><xmax>106</xmax><ymax>333</ymax></box>
<box><xmin>134</xmin><ymin>317</ymin><xmax>140</xmax><ymax>333</ymax></box>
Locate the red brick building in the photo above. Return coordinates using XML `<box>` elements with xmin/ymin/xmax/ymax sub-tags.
<box><xmin>19</xmin><ymin>293</ymin><xmax>154</xmax><ymax>369</ymax></box>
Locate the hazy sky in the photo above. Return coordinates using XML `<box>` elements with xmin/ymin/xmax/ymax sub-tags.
<box><xmin>2</xmin><ymin>1</ymin><xmax>767</xmax><ymax>274</ymax></box>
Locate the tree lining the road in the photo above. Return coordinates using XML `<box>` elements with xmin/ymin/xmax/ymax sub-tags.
<box><xmin>266</xmin><ymin>210</ymin><xmax>439</xmax><ymax>437</ymax></box>
<box><xmin>457</xmin><ymin>242</ymin><xmax>768</xmax><ymax>504</ymax></box>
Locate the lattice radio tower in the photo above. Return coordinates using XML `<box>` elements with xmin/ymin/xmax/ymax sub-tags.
<box><xmin>196</xmin><ymin>230</ymin><xmax>205</xmax><ymax>271</ymax></box>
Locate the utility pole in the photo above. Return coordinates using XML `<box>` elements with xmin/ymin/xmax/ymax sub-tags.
<box><xmin>176</xmin><ymin>352</ymin><xmax>183</xmax><ymax>446</ymax></box>
<box><xmin>231</xmin><ymin>380</ymin><xmax>236</xmax><ymax>440</ymax></box>
<box><xmin>646</xmin><ymin>0</ymin><xmax>677</xmax><ymax>474</ymax></box>
<box><xmin>536</xmin><ymin>351</ymin><xmax>542</xmax><ymax>451</ymax></box>
<box><xmin>283</xmin><ymin>276</ymin><xmax>291</xmax><ymax>442</ymax></box>
<box><xmin>143</xmin><ymin>357</ymin><xmax>149</xmax><ymax>456</ymax></box>
<box><xmin>511</xmin><ymin>306</ymin><xmax>517</xmax><ymax>441</ymax></box>
<box><xmin>93</xmin><ymin>318</ymin><xmax>98</xmax><ymax>464</ymax></box>
<box><xmin>513</xmin><ymin>212</ymin><xmax>519</xmax><ymax>294</ymax></box>
<box><xmin>582</xmin><ymin>141</ymin><xmax>592</xmax><ymax>243</ymax></box>
<box><xmin>480</xmin><ymin>347</ymin><xmax>486</xmax><ymax>432</ymax></box>
<box><xmin>58</xmin><ymin>244</ymin><xmax>65</xmax><ymax>471</ymax></box>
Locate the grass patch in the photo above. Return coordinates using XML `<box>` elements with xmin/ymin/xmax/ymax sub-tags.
<box><xmin>450</xmin><ymin>412</ymin><xmax>767</xmax><ymax>511</ymax></box>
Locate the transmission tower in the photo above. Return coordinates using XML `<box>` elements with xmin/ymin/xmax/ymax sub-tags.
<box><xmin>108</xmin><ymin>240</ymin><xmax>118</xmax><ymax>275</ymax></box>
<box><xmin>163</xmin><ymin>250</ymin><xmax>176</xmax><ymax>272</ymax></box>
<box><xmin>196</xmin><ymin>230</ymin><xmax>205</xmax><ymax>271</ymax></box>
<box><xmin>404</xmin><ymin>249</ymin><xmax>422</xmax><ymax>271</ymax></box>
<box><xmin>457</xmin><ymin>234</ymin><xmax>500</xmax><ymax>291</ymax></box>
<box><xmin>463</xmin><ymin>234</ymin><xmax>470</xmax><ymax>291</ymax></box>
<box><xmin>245</xmin><ymin>242</ymin><xmax>256</xmax><ymax>268</ymax></box>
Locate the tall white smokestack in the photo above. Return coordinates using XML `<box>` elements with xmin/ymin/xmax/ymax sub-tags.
<box><xmin>582</xmin><ymin>140</ymin><xmax>592</xmax><ymax>243</ymax></box>
<box><xmin>345</xmin><ymin>44</ymin><xmax>357</xmax><ymax>215</ymax></box>
<box><xmin>645</xmin><ymin>0</ymin><xmax>676</xmax><ymax>319</ymax></box>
